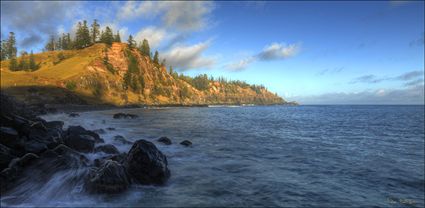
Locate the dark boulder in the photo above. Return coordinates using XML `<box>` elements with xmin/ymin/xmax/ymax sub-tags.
<box><xmin>113</xmin><ymin>113</ymin><xmax>138</xmax><ymax>119</ymax></box>
<box><xmin>24</xmin><ymin>140</ymin><xmax>48</xmax><ymax>154</ymax></box>
<box><xmin>180</xmin><ymin>140</ymin><xmax>192</xmax><ymax>147</ymax></box>
<box><xmin>125</xmin><ymin>139</ymin><xmax>170</xmax><ymax>185</ymax></box>
<box><xmin>44</xmin><ymin>121</ymin><xmax>64</xmax><ymax>130</ymax></box>
<box><xmin>68</xmin><ymin>113</ymin><xmax>80</xmax><ymax>117</ymax></box>
<box><xmin>113</xmin><ymin>135</ymin><xmax>133</xmax><ymax>145</ymax></box>
<box><xmin>64</xmin><ymin>134</ymin><xmax>95</xmax><ymax>153</ymax></box>
<box><xmin>157</xmin><ymin>137</ymin><xmax>172</xmax><ymax>145</ymax></box>
<box><xmin>66</xmin><ymin>125</ymin><xmax>104</xmax><ymax>144</ymax></box>
<box><xmin>95</xmin><ymin>144</ymin><xmax>120</xmax><ymax>155</ymax></box>
<box><xmin>113</xmin><ymin>113</ymin><xmax>126</xmax><ymax>119</ymax></box>
<box><xmin>85</xmin><ymin>160</ymin><xmax>130</xmax><ymax>194</ymax></box>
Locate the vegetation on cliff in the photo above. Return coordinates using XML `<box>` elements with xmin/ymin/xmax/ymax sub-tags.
<box><xmin>0</xmin><ymin>20</ymin><xmax>287</xmax><ymax>106</ymax></box>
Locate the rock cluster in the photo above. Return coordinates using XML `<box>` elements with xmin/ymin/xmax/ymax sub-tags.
<box><xmin>0</xmin><ymin>93</ymin><xmax>170</xmax><ymax>194</ymax></box>
<box><xmin>113</xmin><ymin>113</ymin><xmax>138</xmax><ymax>119</ymax></box>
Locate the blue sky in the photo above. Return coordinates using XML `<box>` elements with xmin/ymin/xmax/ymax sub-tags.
<box><xmin>1</xmin><ymin>1</ymin><xmax>424</xmax><ymax>104</ymax></box>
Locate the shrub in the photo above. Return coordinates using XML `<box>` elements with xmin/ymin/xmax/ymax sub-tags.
<box><xmin>65</xmin><ymin>81</ymin><xmax>77</xmax><ymax>91</ymax></box>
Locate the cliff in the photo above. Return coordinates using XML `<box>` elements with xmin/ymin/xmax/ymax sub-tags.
<box><xmin>0</xmin><ymin>43</ymin><xmax>287</xmax><ymax>106</ymax></box>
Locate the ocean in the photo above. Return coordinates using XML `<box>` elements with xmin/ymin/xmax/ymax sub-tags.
<box><xmin>2</xmin><ymin>105</ymin><xmax>424</xmax><ymax>207</ymax></box>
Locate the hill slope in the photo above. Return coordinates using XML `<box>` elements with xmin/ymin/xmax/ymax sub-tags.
<box><xmin>1</xmin><ymin>43</ymin><xmax>288</xmax><ymax>106</ymax></box>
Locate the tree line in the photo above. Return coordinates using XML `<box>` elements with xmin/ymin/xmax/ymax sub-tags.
<box><xmin>44</xmin><ymin>19</ymin><xmax>122</xmax><ymax>51</ymax></box>
<box><xmin>1</xmin><ymin>32</ymin><xmax>39</xmax><ymax>71</ymax></box>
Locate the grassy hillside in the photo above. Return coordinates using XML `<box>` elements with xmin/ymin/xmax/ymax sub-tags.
<box><xmin>1</xmin><ymin>43</ymin><xmax>287</xmax><ymax>106</ymax></box>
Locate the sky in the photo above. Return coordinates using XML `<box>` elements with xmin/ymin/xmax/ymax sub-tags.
<box><xmin>1</xmin><ymin>1</ymin><xmax>424</xmax><ymax>104</ymax></box>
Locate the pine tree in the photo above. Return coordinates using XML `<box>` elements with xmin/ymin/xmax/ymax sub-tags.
<box><xmin>100</xmin><ymin>26</ymin><xmax>114</xmax><ymax>45</ymax></box>
<box><xmin>161</xmin><ymin>58</ymin><xmax>166</xmax><ymax>67</ymax></box>
<box><xmin>0</xmin><ymin>40</ymin><xmax>5</xmax><ymax>60</ymax></box>
<box><xmin>66</xmin><ymin>33</ymin><xmax>72</xmax><ymax>49</ymax></box>
<box><xmin>29</xmin><ymin>50</ymin><xmax>37</xmax><ymax>71</ymax></box>
<box><xmin>18</xmin><ymin>51</ymin><xmax>29</xmax><ymax>70</ymax></box>
<box><xmin>127</xmin><ymin>35</ymin><xmax>135</xmax><ymax>48</ymax></box>
<box><xmin>56</xmin><ymin>36</ymin><xmax>62</xmax><ymax>50</ymax></box>
<box><xmin>114</xmin><ymin>31</ymin><xmax>121</xmax><ymax>42</ymax></box>
<box><xmin>90</xmin><ymin>19</ymin><xmax>100</xmax><ymax>44</ymax></box>
<box><xmin>153</xmin><ymin>50</ymin><xmax>159</xmax><ymax>64</ymax></box>
<box><xmin>82</xmin><ymin>20</ymin><xmax>91</xmax><ymax>47</ymax></box>
<box><xmin>45</xmin><ymin>35</ymin><xmax>56</xmax><ymax>51</ymax></box>
<box><xmin>139</xmin><ymin>39</ymin><xmax>150</xmax><ymax>57</ymax></box>
<box><xmin>169</xmin><ymin>66</ymin><xmax>173</xmax><ymax>74</ymax></box>
<box><xmin>6</xmin><ymin>32</ymin><xmax>17</xmax><ymax>59</ymax></box>
<box><xmin>9</xmin><ymin>57</ymin><xmax>18</xmax><ymax>71</ymax></box>
<box><xmin>75</xmin><ymin>21</ymin><xmax>84</xmax><ymax>49</ymax></box>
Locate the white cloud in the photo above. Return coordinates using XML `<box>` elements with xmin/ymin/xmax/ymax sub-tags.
<box><xmin>117</xmin><ymin>1</ymin><xmax>214</xmax><ymax>32</ymax></box>
<box><xmin>134</xmin><ymin>26</ymin><xmax>169</xmax><ymax>49</ymax></box>
<box><xmin>118</xmin><ymin>1</ymin><xmax>160</xmax><ymax>20</ymax></box>
<box><xmin>225</xmin><ymin>42</ymin><xmax>301</xmax><ymax>71</ymax></box>
<box><xmin>258</xmin><ymin>42</ymin><xmax>301</xmax><ymax>60</ymax></box>
<box><xmin>225</xmin><ymin>57</ymin><xmax>256</xmax><ymax>71</ymax></box>
<box><xmin>163</xmin><ymin>40</ymin><xmax>216</xmax><ymax>70</ymax></box>
<box><xmin>160</xmin><ymin>1</ymin><xmax>214</xmax><ymax>32</ymax></box>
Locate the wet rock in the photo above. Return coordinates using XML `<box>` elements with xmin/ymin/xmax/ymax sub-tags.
<box><xmin>64</xmin><ymin>134</ymin><xmax>95</xmax><ymax>153</ymax></box>
<box><xmin>180</xmin><ymin>140</ymin><xmax>192</xmax><ymax>147</ymax></box>
<box><xmin>113</xmin><ymin>135</ymin><xmax>133</xmax><ymax>145</ymax></box>
<box><xmin>113</xmin><ymin>113</ymin><xmax>138</xmax><ymax>119</ymax></box>
<box><xmin>53</xmin><ymin>144</ymin><xmax>76</xmax><ymax>155</ymax></box>
<box><xmin>0</xmin><ymin>127</ymin><xmax>20</xmax><ymax>148</ymax></box>
<box><xmin>0</xmin><ymin>144</ymin><xmax>16</xmax><ymax>171</ymax></box>
<box><xmin>68</xmin><ymin>113</ymin><xmax>80</xmax><ymax>117</ymax></box>
<box><xmin>44</xmin><ymin>121</ymin><xmax>64</xmax><ymax>130</ymax></box>
<box><xmin>106</xmin><ymin>127</ymin><xmax>115</xmax><ymax>131</ymax></box>
<box><xmin>11</xmin><ymin>153</ymin><xmax>39</xmax><ymax>168</ymax></box>
<box><xmin>52</xmin><ymin>145</ymin><xmax>89</xmax><ymax>168</ymax></box>
<box><xmin>112</xmin><ymin>113</ymin><xmax>126</xmax><ymax>119</ymax></box>
<box><xmin>93</xmin><ymin>129</ymin><xmax>106</xmax><ymax>134</ymax></box>
<box><xmin>66</xmin><ymin>125</ymin><xmax>104</xmax><ymax>144</ymax></box>
<box><xmin>125</xmin><ymin>139</ymin><xmax>170</xmax><ymax>185</ymax></box>
<box><xmin>85</xmin><ymin>160</ymin><xmax>130</xmax><ymax>194</ymax></box>
<box><xmin>108</xmin><ymin>153</ymin><xmax>127</xmax><ymax>163</ymax></box>
<box><xmin>95</xmin><ymin>144</ymin><xmax>120</xmax><ymax>155</ymax></box>
<box><xmin>157</xmin><ymin>137</ymin><xmax>172</xmax><ymax>145</ymax></box>
<box><xmin>24</xmin><ymin>140</ymin><xmax>48</xmax><ymax>154</ymax></box>
<box><xmin>30</xmin><ymin>121</ymin><xmax>47</xmax><ymax>132</ymax></box>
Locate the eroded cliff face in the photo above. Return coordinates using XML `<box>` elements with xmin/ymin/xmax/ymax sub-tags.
<box><xmin>1</xmin><ymin>43</ymin><xmax>286</xmax><ymax>106</ymax></box>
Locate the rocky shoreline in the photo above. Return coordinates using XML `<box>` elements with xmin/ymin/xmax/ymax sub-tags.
<box><xmin>0</xmin><ymin>92</ymin><xmax>175</xmax><ymax>195</ymax></box>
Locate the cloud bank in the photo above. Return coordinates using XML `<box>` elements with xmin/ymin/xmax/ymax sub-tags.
<box><xmin>289</xmin><ymin>84</ymin><xmax>424</xmax><ymax>105</ymax></box>
<box><xmin>162</xmin><ymin>40</ymin><xmax>216</xmax><ymax>70</ymax></box>
<box><xmin>225</xmin><ymin>42</ymin><xmax>301</xmax><ymax>71</ymax></box>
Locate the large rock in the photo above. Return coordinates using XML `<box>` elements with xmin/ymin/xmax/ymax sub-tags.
<box><xmin>66</xmin><ymin>126</ymin><xmax>104</xmax><ymax>143</ymax></box>
<box><xmin>85</xmin><ymin>160</ymin><xmax>130</xmax><ymax>194</ymax></box>
<box><xmin>125</xmin><ymin>140</ymin><xmax>170</xmax><ymax>185</ymax></box>
<box><xmin>64</xmin><ymin>134</ymin><xmax>95</xmax><ymax>153</ymax></box>
<box><xmin>113</xmin><ymin>113</ymin><xmax>139</xmax><ymax>119</ymax></box>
